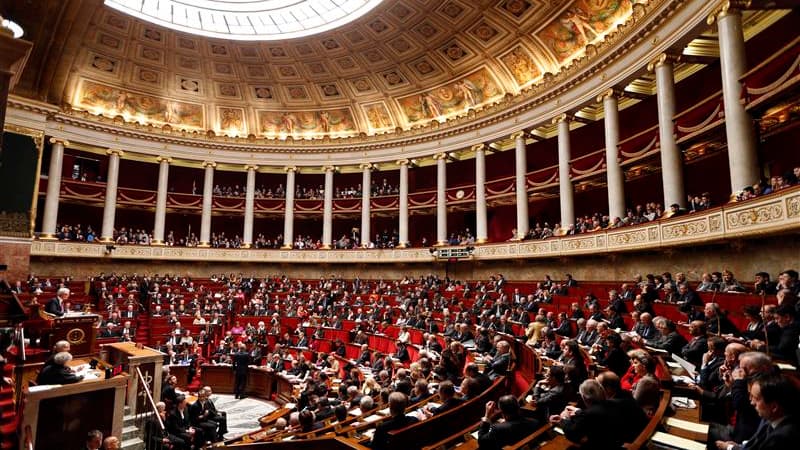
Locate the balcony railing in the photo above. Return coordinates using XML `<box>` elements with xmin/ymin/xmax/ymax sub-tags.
<box><xmin>31</xmin><ymin>186</ymin><xmax>800</xmax><ymax>263</ymax></box>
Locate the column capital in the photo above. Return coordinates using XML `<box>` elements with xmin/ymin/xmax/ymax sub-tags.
<box><xmin>156</xmin><ymin>156</ymin><xmax>172</xmax><ymax>164</ymax></box>
<box><xmin>471</xmin><ymin>143</ymin><xmax>486</xmax><ymax>153</ymax></box>
<box><xmin>552</xmin><ymin>113</ymin><xmax>571</xmax><ymax>125</ymax></box>
<box><xmin>432</xmin><ymin>152</ymin><xmax>447</xmax><ymax>161</ymax></box>
<box><xmin>596</xmin><ymin>88</ymin><xmax>624</xmax><ymax>103</ymax></box>
<box><xmin>707</xmin><ymin>1</ymin><xmax>747</xmax><ymax>25</ymax></box>
<box><xmin>106</xmin><ymin>148</ymin><xmax>125</xmax><ymax>157</ymax></box>
<box><xmin>647</xmin><ymin>53</ymin><xmax>680</xmax><ymax>72</ymax></box>
<box><xmin>323</xmin><ymin>164</ymin><xmax>336</xmax><ymax>172</ymax></box>
<box><xmin>510</xmin><ymin>131</ymin><xmax>526</xmax><ymax>141</ymax></box>
<box><xmin>244</xmin><ymin>164</ymin><xmax>259</xmax><ymax>171</ymax></box>
<box><xmin>359</xmin><ymin>162</ymin><xmax>374</xmax><ymax>170</ymax></box>
<box><xmin>202</xmin><ymin>160</ymin><xmax>217</xmax><ymax>168</ymax></box>
<box><xmin>48</xmin><ymin>137</ymin><xmax>69</xmax><ymax>146</ymax></box>
<box><xmin>396</xmin><ymin>158</ymin><xmax>409</xmax><ymax>166</ymax></box>
<box><xmin>284</xmin><ymin>165</ymin><xmax>297</xmax><ymax>173</ymax></box>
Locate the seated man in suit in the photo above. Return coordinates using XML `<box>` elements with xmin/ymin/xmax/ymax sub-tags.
<box><xmin>145</xmin><ymin>402</ymin><xmax>187</xmax><ymax>450</ymax></box>
<box><xmin>370</xmin><ymin>392</ymin><xmax>419</xmax><ymax>450</ymax></box>
<box><xmin>484</xmin><ymin>340</ymin><xmax>511</xmax><ymax>380</ymax></box>
<box><xmin>478</xmin><ymin>395</ymin><xmax>541</xmax><ymax>450</ymax></box>
<box><xmin>715</xmin><ymin>373</ymin><xmax>800</xmax><ymax>450</ymax></box>
<box><xmin>166</xmin><ymin>395</ymin><xmax>196</xmax><ymax>448</ymax></box>
<box><xmin>189</xmin><ymin>388</ymin><xmax>219</xmax><ymax>442</ymax></box>
<box><xmin>45</xmin><ymin>287</ymin><xmax>69</xmax><ymax>316</ymax></box>
<box><xmin>36</xmin><ymin>351</ymin><xmax>84</xmax><ymax>385</ymax></box>
<box><xmin>424</xmin><ymin>380</ymin><xmax>464</xmax><ymax>416</ymax></box>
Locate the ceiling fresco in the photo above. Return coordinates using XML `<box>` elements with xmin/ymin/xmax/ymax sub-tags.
<box><xmin>14</xmin><ymin>0</ymin><xmax>649</xmax><ymax>139</ymax></box>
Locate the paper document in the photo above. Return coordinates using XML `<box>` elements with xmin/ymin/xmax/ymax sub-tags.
<box><xmin>665</xmin><ymin>418</ymin><xmax>708</xmax><ymax>434</ymax></box>
<box><xmin>651</xmin><ymin>431</ymin><xmax>705</xmax><ymax>450</ymax></box>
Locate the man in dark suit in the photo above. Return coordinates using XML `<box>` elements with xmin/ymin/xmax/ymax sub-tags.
<box><xmin>478</xmin><ymin>395</ymin><xmax>541</xmax><ymax>450</ymax></box>
<box><xmin>189</xmin><ymin>386</ymin><xmax>227</xmax><ymax>442</ymax></box>
<box><xmin>645</xmin><ymin>318</ymin><xmax>688</xmax><ymax>355</ymax></box>
<box><xmin>529</xmin><ymin>366</ymin><xmax>570</xmax><ymax>421</ymax></box>
<box><xmin>232</xmin><ymin>343</ymin><xmax>250</xmax><ymax>399</ymax></box>
<box><xmin>45</xmin><ymin>287</ymin><xmax>69</xmax><ymax>316</ymax></box>
<box><xmin>145</xmin><ymin>402</ymin><xmax>187</xmax><ymax>450</ymax></box>
<box><xmin>425</xmin><ymin>381</ymin><xmax>464</xmax><ymax>416</ymax></box>
<box><xmin>370</xmin><ymin>392</ymin><xmax>419</xmax><ymax>450</ymax></box>
<box><xmin>36</xmin><ymin>352</ymin><xmax>84</xmax><ymax>385</ymax></box>
<box><xmin>681</xmin><ymin>320</ymin><xmax>709</xmax><ymax>368</ymax></box>
<box><xmin>714</xmin><ymin>374</ymin><xmax>800</xmax><ymax>450</ymax></box>
<box><xmin>166</xmin><ymin>395</ymin><xmax>195</xmax><ymax>448</ymax></box>
<box><xmin>393</xmin><ymin>340</ymin><xmax>410</xmax><ymax>364</ymax></box>
<box><xmin>555</xmin><ymin>379</ymin><xmax>647</xmax><ymax>449</ymax></box>
<box><xmin>484</xmin><ymin>340</ymin><xmax>511</xmax><ymax>380</ymax></box>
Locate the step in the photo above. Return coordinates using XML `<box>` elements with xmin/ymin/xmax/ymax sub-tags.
<box><xmin>121</xmin><ymin>436</ymin><xmax>144</xmax><ymax>450</ymax></box>
<box><xmin>122</xmin><ymin>424</ymin><xmax>139</xmax><ymax>441</ymax></box>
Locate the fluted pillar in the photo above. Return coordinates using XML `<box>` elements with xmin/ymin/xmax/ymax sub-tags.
<box><xmin>152</xmin><ymin>156</ymin><xmax>171</xmax><ymax>244</ymax></box>
<box><xmin>199</xmin><ymin>161</ymin><xmax>215</xmax><ymax>247</ymax></box>
<box><xmin>712</xmin><ymin>7</ymin><xmax>759</xmax><ymax>193</ymax></box>
<box><xmin>243</xmin><ymin>164</ymin><xmax>257</xmax><ymax>248</ymax></box>
<box><xmin>512</xmin><ymin>132</ymin><xmax>529</xmax><ymax>239</ymax></box>
<box><xmin>100</xmin><ymin>149</ymin><xmax>123</xmax><ymax>242</ymax></box>
<box><xmin>600</xmin><ymin>90</ymin><xmax>626</xmax><ymax>222</ymax></box>
<box><xmin>282</xmin><ymin>167</ymin><xmax>297</xmax><ymax>248</ymax></box>
<box><xmin>435</xmin><ymin>153</ymin><xmax>448</xmax><ymax>245</ymax></box>
<box><xmin>397</xmin><ymin>159</ymin><xmax>409</xmax><ymax>248</ymax></box>
<box><xmin>360</xmin><ymin>163</ymin><xmax>372</xmax><ymax>247</ymax></box>
<box><xmin>555</xmin><ymin>115</ymin><xmax>575</xmax><ymax>228</ymax></box>
<box><xmin>649</xmin><ymin>54</ymin><xmax>685</xmax><ymax>208</ymax></box>
<box><xmin>473</xmin><ymin>144</ymin><xmax>488</xmax><ymax>243</ymax></box>
<box><xmin>322</xmin><ymin>166</ymin><xmax>335</xmax><ymax>248</ymax></box>
<box><xmin>41</xmin><ymin>138</ymin><xmax>67</xmax><ymax>238</ymax></box>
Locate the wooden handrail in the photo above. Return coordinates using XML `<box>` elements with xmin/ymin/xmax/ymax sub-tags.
<box><xmin>623</xmin><ymin>389</ymin><xmax>671</xmax><ymax>450</ymax></box>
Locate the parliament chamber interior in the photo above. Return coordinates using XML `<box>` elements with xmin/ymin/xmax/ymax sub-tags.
<box><xmin>0</xmin><ymin>0</ymin><xmax>799</xmax><ymax>449</ymax></box>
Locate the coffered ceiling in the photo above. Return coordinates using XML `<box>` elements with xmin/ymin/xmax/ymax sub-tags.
<box><xmin>6</xmin><ymin>0</ymin><xmax>649</xmax><ymax>139</ymax></box>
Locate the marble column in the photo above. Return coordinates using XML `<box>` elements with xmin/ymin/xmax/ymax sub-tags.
<box><xmin>243</xmin><ymin>164</ymin><xmax>257</xmax><ymax>248</ymax></box>
<box><xmin>397</xmin><ymin>159</ymin><xmax>409</xmax><ymax>248</ymax></box>
<box><xmin>435</xmin><ymin>153</ymin><xmax>448</xmax><ymax>245</ymax></box>
<box><xmin>360</xmin><ymin>163</ymin><xmax>372</xmax><ymax>247</ymax></box>
<box><xmin>152</xmin><ymin>156</ymin><xmax>170</xmax><ymax>244</ymax></box>
<box><xmin>555</xmin><ymin>115</ymin><xmax>575</xmax><ymax>229</ymax></box>
<box><xmin>199</xmin><ymin>161</ymin><xmax>215</xmax><ymax>247</ymax></box>
<box><xmin>600</xmin><ymin>90</ymin><xmax>626</xmax><ymax>222</ymax></box>
<box><xmin>41</xmin><ymin>138</ymin><xmax>67</xmax><ymax>238</ymax></box>
<box><xmin>512</xmin><ymin>131</ymin><xmax>529</xmax><ymax>239</ymax></box>
<box><xmin>322</xmin><ymin>166</ymin><xmax>335</xmax><ymax>248</ymax></box>
<box><xmin>473</xmin><ymin>144</ymin><xmax>488</xmax><ymax>243</ymax></box>
<box><xmin>714</xmin><ymin>7</ymin><xmax>759</xmax><ymax>193</ymax></box>
<box><xmin>649</xmin><ymin>54</ymin><xmax>685</xmax><ymax>208</ymax></box>
<box><xmin>282</xmin><ymin>167</ymin><xmax>297</xmax><ymax>248</ymax></box>
<box><xmin>100</xmin><ymin>149</ymin><xmax>123</xmax><ymax>242</ymax></box>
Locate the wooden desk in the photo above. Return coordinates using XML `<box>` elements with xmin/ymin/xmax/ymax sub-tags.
<box><xmin>20</xmin><ymin>372</ymin><xmax>127</xmax><ymax>450</ymax></box>
<box><xmin>169</xmin><ymin>364</ymin><xmax>293</xmax><ymax>404</ymax></box>
<box><xmin>105</xmin><ymin>342</ymin><xmax>164</xmax><ymax>415</ymax></box>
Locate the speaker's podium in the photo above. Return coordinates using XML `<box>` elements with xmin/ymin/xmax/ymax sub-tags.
<box><xmin>104</xmin><ymin>341</ymin><xmax>165</xmax><ymax>416</ymax></box>
<box><xmin>19</xmin><ymin>360</ymin><xmax>127</xmax><ymax>450</ymax></box>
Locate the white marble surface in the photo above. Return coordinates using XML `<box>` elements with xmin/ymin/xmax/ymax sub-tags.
<box><xmin>208</xmin><ymin>394</ymin><xmax>277</xmax><ymax>440</ymax></box>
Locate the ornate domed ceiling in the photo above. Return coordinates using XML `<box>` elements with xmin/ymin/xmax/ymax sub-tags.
<box><xmin>12</xmin><ymin>0</ymin><xmax>649</xmax><ymax>140</ymax></box>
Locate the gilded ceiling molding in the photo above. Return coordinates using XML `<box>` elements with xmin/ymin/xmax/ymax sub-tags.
<box><xmin>5</xmin><ymin>0</ymin><xmax>726</xmax><ymax>167</ymax></box>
